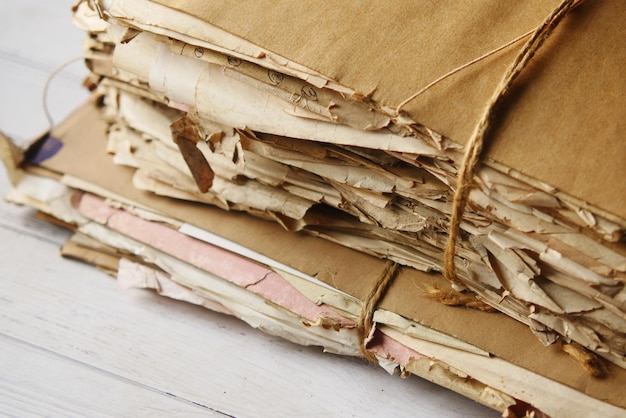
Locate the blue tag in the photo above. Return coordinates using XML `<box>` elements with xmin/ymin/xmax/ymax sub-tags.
<box><xmin>26</xmin><ymin>134</ymin><xmax>64</xmax><ymax>165</ymax></box>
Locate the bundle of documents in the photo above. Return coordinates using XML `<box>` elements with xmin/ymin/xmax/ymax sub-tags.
<box><xmin>2</xmin><ymin>0</ymin><xmax>625</xmax><ymax>416</ymax></box>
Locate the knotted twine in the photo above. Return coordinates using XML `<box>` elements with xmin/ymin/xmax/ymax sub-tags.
<box><xmin>358</xmin><ymin>0</ymin><xmax>586</xmax><ymax>365</ymax></box>
<box><xmin>441</xmin><ymin>0</ymin><xmax>585</xmax><ymax>286</ymax></box>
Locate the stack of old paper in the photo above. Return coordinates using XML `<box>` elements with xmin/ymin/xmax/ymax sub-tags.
<box><xmin>2</xmin><ymin>0</ymin><xmax>624</xmax><ymax>416</ymax></box>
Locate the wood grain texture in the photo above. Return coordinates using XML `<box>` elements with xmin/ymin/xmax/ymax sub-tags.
<box><xmin>0</xmin><ymin>1</ymin><xmax>497</xmax><ymax>416</ymax></box>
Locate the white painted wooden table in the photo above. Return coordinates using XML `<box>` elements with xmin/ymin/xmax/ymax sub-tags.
<box><xmin>0</xmin><ymin>2</ymin><xmax>498</xmax><ymax>416</ymax></box>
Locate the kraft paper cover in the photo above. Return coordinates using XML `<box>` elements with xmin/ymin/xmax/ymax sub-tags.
<box><xmin>149</xmin><ymin>0</ymin><xmax>625</xmax><ymax>220</ymax></box>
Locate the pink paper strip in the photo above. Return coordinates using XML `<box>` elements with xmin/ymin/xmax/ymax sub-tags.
<box><xmin>76</xmin><ymin>192</ymin><xmax>354</xmax><ymax>327</ymax></box>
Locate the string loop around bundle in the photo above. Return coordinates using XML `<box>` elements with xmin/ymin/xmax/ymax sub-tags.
<box><xmin>357</xmin><ymin>260</ymin><xmax>399</xmax><ymax>364</ymax></box>
<box><xmin>442</xmin><ymin>0</ymin><xmax>584</xmax><ymax>285</ymax></box>
<box><xmin>355</xmin><ymin>0</ymin><xmax>583</xmax><ymax>362</ymax></box>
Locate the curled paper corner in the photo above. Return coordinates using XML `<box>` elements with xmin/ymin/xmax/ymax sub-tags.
<box><xmin>1</xmin><ymin>131</ymin><xmax>64</xmax><ymax>187</ymax></box>
<box><xmin>301</xmin><ymin>315</ymin><xmax>352</xmax><ymax>332</ymax></box>
<box><xmin>0</xmin><ymin>132</ymin><xmax>25</xmax><ymax>186</ymax></box>
<box><xmin>170</xmin><ymin>115</ymin><xmax>214</xmax><ymax>192</ymax></box>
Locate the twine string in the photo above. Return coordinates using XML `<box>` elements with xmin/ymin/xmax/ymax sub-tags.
<box><xmin>357</xmin><ymin>260</ymin><xmax>399</xmax><ymax>364</ymax></box>
<box><xmin>354</xmin><ymin>0</ymin><xmax>584</xmax><ymax>364</ymax></box>
<box><xmin>395</xmin><ymin>29</ymin><xmax>533</xmax><ymax>115</ymax></box>
<box><xmin>442</xmin><ymin>0</ymin><xmax>584</xmax><ymax>285</ymax></box>
<box><xmin>42</xmin><ymin>56</ymin><xmax>86</xmax><ymax>131</ymax></box>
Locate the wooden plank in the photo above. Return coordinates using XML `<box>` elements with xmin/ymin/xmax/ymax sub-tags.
<box><xmin>0</xmin><ymin>335</ymin><xmax>223</xmax><ymax>417</ymax></box>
